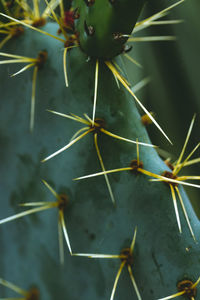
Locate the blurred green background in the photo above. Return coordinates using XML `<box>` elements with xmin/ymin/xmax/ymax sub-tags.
<box><xmin>125</xmin><ymin>0</ymin><xmax>200</xmax><ymax>217</ymax></box>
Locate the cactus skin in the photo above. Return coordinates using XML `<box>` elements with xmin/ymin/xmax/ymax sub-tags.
<box><xmin>73</xmin><ymin>0</ymin><xmax>146</xmax><ymax>59</ymax></box>
<box><xmin>1</xmin><ymin>1</ymin><xmax>200</xmax><ymax>300</ymax></box>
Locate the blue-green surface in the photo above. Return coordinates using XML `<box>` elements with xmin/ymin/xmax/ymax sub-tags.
<box><xmin>0</xmin><ymin>17</ymin><xmax>200</xmax><ymax>300</ymax></box>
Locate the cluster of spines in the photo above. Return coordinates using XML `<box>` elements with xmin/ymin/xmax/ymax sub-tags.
<box><xmin>1</xmin><ymin>1</ymin><xmax>200</xmax><ymax>300</ymax></box>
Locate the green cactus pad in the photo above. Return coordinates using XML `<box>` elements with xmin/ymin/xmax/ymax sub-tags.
<box><xmin>73</xmin><ymin>0</ymin><xmax>146</xmax><ymax>59</ymax></box>
<box><xmin>1</xmin><ymin>19</ymin><xmax>200</xmax><ymax>300</ymax></box>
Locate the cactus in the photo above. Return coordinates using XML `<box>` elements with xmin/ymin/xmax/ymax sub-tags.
<box><xmin>73</xmin><ymin>0</ymin><xmax>146</xmax><ymax>59</ymax></box>
<box><xmin>0</xmin><ymin>1</ymin><xmax>200</xmax><ymax>300</ymax></box>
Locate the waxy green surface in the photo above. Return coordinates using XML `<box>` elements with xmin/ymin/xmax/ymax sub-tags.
<box><xmin>0</xmin><ymin>17</ymin><xmax>200</xmax><ymax>300</ymax></box>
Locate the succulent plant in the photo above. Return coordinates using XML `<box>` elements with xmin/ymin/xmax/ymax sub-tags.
<box><xmin>0</xmin><ymin>1</ymin><xmax>200</xmax><ymax>300</ymax></box>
